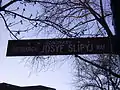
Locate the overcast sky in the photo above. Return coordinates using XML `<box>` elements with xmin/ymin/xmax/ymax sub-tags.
<box><xmin>0</xmin><ymin>17</ymin><xmax>74</xmax><ymax>90</ymax></box>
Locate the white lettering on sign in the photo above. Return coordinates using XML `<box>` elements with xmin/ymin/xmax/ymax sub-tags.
<box><xmin>68</xmin><ymin>43</ymin><xmax>94</xmax><ymax>53</ymax></box>
<box><xmin>40</xmin><ymin>44</ymin><xmax>64</xmax><ymax>53</ymax></box>
<box><xmin>13</xmin><ymin>46</ymin><xmax>37</xmax><ymax>53</ymax></box>
<box><xmin>46</xmin><ymin>40</ymin><xmax>72</xmax><ymax>45</ymax></box>
<box><xmin>96</xmin><ymin>44</ymin><xmax>105</xmax><ymax>50</ymax></box>
<box><xmin>11</xmin><ymin>40</ymin><xmax>108</xmax><ymax>55</ymax></box>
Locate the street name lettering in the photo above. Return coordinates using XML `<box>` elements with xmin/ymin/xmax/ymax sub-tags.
<box><xmin>6</xmin><ymin>37</ymin><xmax>119</xmax><ymax>56</ymax></box>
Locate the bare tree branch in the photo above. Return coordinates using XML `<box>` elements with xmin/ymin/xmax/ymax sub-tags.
<box><xmin>75</xmin><ymin>54</ymin><xmax>120</xmax><ymax>78</ymax></box>
<box><xmin>0</xmin><ymin>13</ymin><xmax>18</xmax><ymax>39</ymax></box>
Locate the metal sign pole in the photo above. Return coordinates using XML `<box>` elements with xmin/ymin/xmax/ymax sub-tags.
<box><xmin>111</xmin><ymin>0</ymin><xmax>120</xmax><ymax>54</ymax></box>
<box><xmin>111</xmin><ymin>0</ymin><xmax>120</xmax><ymax>38</ymax></box>
<box><xmin>111</xmin><ymin>0</ymin><xmax>120</xmax><ymax>72</ymax></box>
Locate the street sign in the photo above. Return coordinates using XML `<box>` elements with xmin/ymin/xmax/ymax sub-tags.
<box><xmin>6</xmin><ymin>37</ymin><xmax>120</xmax><ymax>56</ymax></box>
